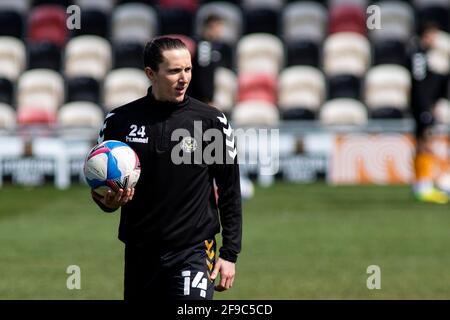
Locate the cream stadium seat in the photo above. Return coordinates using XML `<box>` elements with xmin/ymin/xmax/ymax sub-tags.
<box><xmin>278</xmin><ymin>66</ymin><xmax>325</xmax><ymax>118</ymax></box>
<box><xmin>232</xmin><ymin>100</ymin><xmax>279</xmax><ymax>126</ymax></box>
<box><xmin>213</xmin><ymin>67</ymin><xmax>237</xmax><ymax>114</ymax></box>
<box><xmin>195</xmin><ymin>2</ymin><xmax>243</xmax><ymax>45</ymax></box>
<box><xmin>237</xmin><ymin>33</ymin><xmax>284</xmax><ymax>76</ymax></box>
<box><xmin>0</xmin><ymin>103</ymin><xmax>15</xmax><ymax>131</ymax></box>
<box><xmin>103</xmin><ymin>68</ymin><xmax>150</xmax><ymax>111</ymax></box>
<box><xmin>0</xmin><ymin>37</ymin><xmax>26</xmax><ymax>81</ymax></box>
<box><xmin>282</xmin><ymin>1</ymin><xmax>327</xmax><ymax>44</ymax></box>
<box><xmin>434</xmin><ymin>99</ymin><xmax>450</xmax><ymax>124</ymax></box>
<box><xmin>370</xmin><ymin>1</ymin><xmax>415</xmax><ymax>43</ymax></box>
<box><xmin>323</xmin><ymin>32</ymin><xmax>371</xmax><ymax>77</ymax></box>
<box><xmin>17</xmin><ymin>69</ymin><xmax>64</xmax><ymax>112</ymax></box>
<box><xmin>320</xmin><ymin>98</ymin><xmax>368</xmax><ymax>125</ymax></box>
<box><xmin>364</xmin><ymin>64</ymin><xmax>411</xmax><ymax>118</ymax></box>
<box><xmin>58</xmin><ymin>101</ymin><xmax>104</xmax><ymax>128</ymax></box>
<box><xmin>112</xmin><ymin>3</ymin><xmax>158</xmax><ymax>44</ymax></box>
<box><xmin>65</xmin><ymin>35</ymin><xmax>112</xmax><ymax>81</ymax></box>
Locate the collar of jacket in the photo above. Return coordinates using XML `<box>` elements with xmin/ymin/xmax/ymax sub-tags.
<box><xmin>145</xmin><ymin>86</ymin><xmax>190</xmax><ymax>112</ymax></box>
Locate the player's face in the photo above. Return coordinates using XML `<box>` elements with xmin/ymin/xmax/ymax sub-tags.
<box><xmin>147</xmin><ymin>48</ymin><xmax>192</xmax><ymax>103</ymax></box>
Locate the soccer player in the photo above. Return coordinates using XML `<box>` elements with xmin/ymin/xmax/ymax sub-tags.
<box><xmin>91</xmin><ymin>37</ymin><xmax>242</xmax><ymax>300</ymax></box>
<box><xmin>410</xmin><ymin>23</ymin><xmax>450</xmax><ymax>203</ymax></box>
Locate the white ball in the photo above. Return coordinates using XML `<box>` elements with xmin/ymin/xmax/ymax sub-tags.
<box><xmin>84</xmin><ymin>140</ymin><xmax>141</xmax><ymax>196</ymax></box>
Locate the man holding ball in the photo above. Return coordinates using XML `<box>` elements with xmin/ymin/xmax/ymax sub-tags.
<box><xmin>91</xmin><ymin>37</ymin><xmax>242</xmax><ymax>300</ymax></box>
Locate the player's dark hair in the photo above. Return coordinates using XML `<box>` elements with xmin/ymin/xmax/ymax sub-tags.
<box><xmin>143</xmin><ymin>37</ymin><xmax>187</xmax><ymax>71</ymax></box>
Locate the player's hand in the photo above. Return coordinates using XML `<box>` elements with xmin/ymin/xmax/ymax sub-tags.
<box><xmin>210</xmin><ymin>257</ymin><xmax>235</xmax><ymax>292</ymax></box>
<box><xmin>91</xmin><ymin>188</ymin><xmax>134</xmax><ymax>209</ymax></box>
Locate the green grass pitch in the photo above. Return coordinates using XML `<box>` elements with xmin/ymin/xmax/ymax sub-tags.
<box><xmin>1</xmin><ymin>182</ymin><xmax>450</xmax><ymax>299</ymax></box>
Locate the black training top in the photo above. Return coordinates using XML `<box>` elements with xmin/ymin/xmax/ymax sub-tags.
<box><xmin>95</xmin><ymin>87</ymin><xmax>242</xmax><ymax>263</ymax></box>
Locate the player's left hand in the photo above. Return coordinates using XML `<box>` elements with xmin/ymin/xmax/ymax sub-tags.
<box><xmin>210</xmin><ymin>257</ymin><xmax>235</xmax><ymax>292</ymax></box>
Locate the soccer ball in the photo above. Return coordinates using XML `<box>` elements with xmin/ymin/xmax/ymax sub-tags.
<box><xmin>84</xmin><ymin>140</ymin><xmax>141</xmax><ymax>196</ymax></box>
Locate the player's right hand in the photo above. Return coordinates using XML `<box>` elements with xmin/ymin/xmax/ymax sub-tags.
<box><xmin>91</xmin><ymin>188</ymin><xmax>134</xmax><ymax>209</ymax></box>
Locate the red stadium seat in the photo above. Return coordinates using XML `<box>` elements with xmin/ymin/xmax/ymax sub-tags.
<box><xmin>158</xmin><ymin>0</ymin><xmax>198</xmax><ymax>12</ymax></box>
<box><xmin>328</xmin><ymin>5</ymin><xmax>367</xmax><ymax>35</ymax></box>
<box><xmin>17</xmin><ymin>108</ymin><xmax>56</xmax><ymax>125</ymax></box>
<box><xmin>237</xmin><ymin>73</ymin><xmax>277</xmax><ymax>104</ymax></box>
<box><xmin>28</xmin><ymin>5</ymin><xmax>68</xmax><ymax>48</ymax></box>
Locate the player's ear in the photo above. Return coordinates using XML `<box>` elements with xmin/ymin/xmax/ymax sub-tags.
<box><xmin>144</xmin><ymin>67</ymin><xmax>156</xmax><ymax>81</ymax></box>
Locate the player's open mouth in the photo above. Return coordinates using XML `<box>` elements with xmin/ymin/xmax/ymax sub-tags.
<box><xmin>175</xmin><ymin>87</ymin><xmax>186</xmax><ymax>94</ymax></box>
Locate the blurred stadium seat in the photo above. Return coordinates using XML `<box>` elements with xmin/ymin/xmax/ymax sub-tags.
<box><xmin>370</xmin><ymin>1</ymin><xmax>414</xmax><ymax>43</ymax></box>
<box><xmin>103</xmin><ymin>68</ymin><xmax>150</xmax><ymax>111</ymax></box>
<box><xmin>0</xmin><ymin>9</ymin><xmax>25</xmax><ymax>38</ymax></box>
<box><xmin>232</xmin><ymin>100</ymin><xmax>279</xmax><ymax>126</ymax></box>
<box><xmin>242</xmin><ymin>0</ymin><xmax>283</xmax><ymax>35</ymax></box>
<box><xmin>0</xmin><ymin>103</ymin><xmax>15</xmax><ymax>131</ymax></box>
<box><xmin>64</xmin><ymin>35</ymin><xmax>112</xmax><ymax>80</ymax></box>
<box><xmin>237</xmin><ymin>33</ymin><xmax>284</xmax><ymax>76</ymax></box>
<box><xmin>70</xmin><ymin>8</ymin><xmax>110</xmax><ymax>38</ymax></box>
<box><xmin>328</xmin><ymin>5</ymin><xmax>367</xmax><ymax>35</ymax></box>
<box><xmin>28</xmin><ymin>5</ymin><xmax>68</xmax><ymax>48</ymax></box>
<box><xmin>0</xmin><ymin>78</ymin><xmax>14</xmax><ymax>106</ymax></box>
<box><xmin>364</xmin><ymin>64</ymin><xmax>411</xmax><ymax>118</ymax></box>
<box><xmin>112</xmin><ymin>3</ymin><xmax>158</xmax><ymax>45</ymax></box>
<box><xmin>213</xmin><ymin>67</ymin><xmax>237</xmax><ymax>114</ymax></box>
<box><xmin>323</xmin><ymin>32</ymin><xmax>371</xmax><ymax>77</ymax></box>
<box><xmin>0</xmin><ymin>37</ymin><xmax>26</xmax><ymax>81</ymax></box>
<box><xmin>320</xmin><ymin>98</ymin><xmax>368</xmax><ymax>125</ymax></box>
<box><xmin>278</xmin><ymin>66</ymin><xmax>325</xmax><ymax>120</ymax></box>
<box><xmin>66</xmin><ymin>76</ymin><xmax>101</xmax><ymax>104</ymax></box>
<box><xmin>238</xmin><ymin>73</ymin><xmax>277</xmax><ymax>104</ymax></box>
<box><xmin>58</xmin><ymin>101</ymin><xmax>104</xmax><ymax>129</ymax></box>
<box><xmin>17</xmin><ymin>69</ymin><xmax>64</xmax><ymax>125</ymax></box>
<box><xmin>27</xmin><ymin>41</ymin><xmax>62</xmax><ymax>70</ymax></box>
<box><xmin>282</xmin><ymin>2</ymin><xmax>327</xmax><ymax>44</ymax></box>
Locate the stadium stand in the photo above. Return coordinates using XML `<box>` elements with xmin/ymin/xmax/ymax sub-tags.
<box><xmin>0</xmin><ymin>0</ymin><xmax>447</xmax><ymax>133</ymax></box>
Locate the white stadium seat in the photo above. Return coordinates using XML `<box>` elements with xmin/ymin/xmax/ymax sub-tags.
<box><xmin>278</xmin><ymin>66</ymin><xmax>325</xmax><ymax>112</ymax></box>
<box><xmin>237</xmin><ymin>33</ymin><xmax>284</xmax><ymax>76</ymax></box>
<box><xmin>0</xmin><ymin>36</ymin><xmax>26</xmax><ymax>81</ymax></box>
<box><xmin>0</xmin><ymin>103</ymin><xmax>16</xmax><ymax>131</ymax></box>
<box><xmin>213</xmin><ymin>67</ymin><xmax>237</xmax><ymax>113</ymax></box>
<box><xmin>323</xmin><ymin>32</ymin><xmax>371</xmax><ymax>77</ymax></box>
<box><xmin>103</xmin><ymin>68</ymin><xmax>150</xmax><ymax>111</ymax></box>
<box><xmin>17</xmin><ymin>69</ymin><xmax>64</xmax><ymax>112</ymax></box>
<box><xmin>282</xmin><ymin>1</ymin><xmax>327</xmax><ymax>43</ymax></box>
<box><xmin>112</xmin><ymin>3</ymin><xmax>158</xmax><ymax>44</ymax></box>
<box><xmin>232</xmin><ymin>100</ymin><xmax>280</xmax><ymax>126</ymax></box>
<box><xmin>58</xmin><ymin>101</ymin><xmax>104</xmax><ymax>128</ymax></box>
<box><xmin>364</xmin><ymin>64</ymin><xmax>411</xmax><ymax>111</ymax></box>
<box><xmin>320</xmin><ymin>98</ymin><xmax>368</xmax><ymax>125</ymax></box>
<box><xmin>65</xmin><ymin>35</ymin><xmax>112</xmax><ymax>81</ymax></box>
